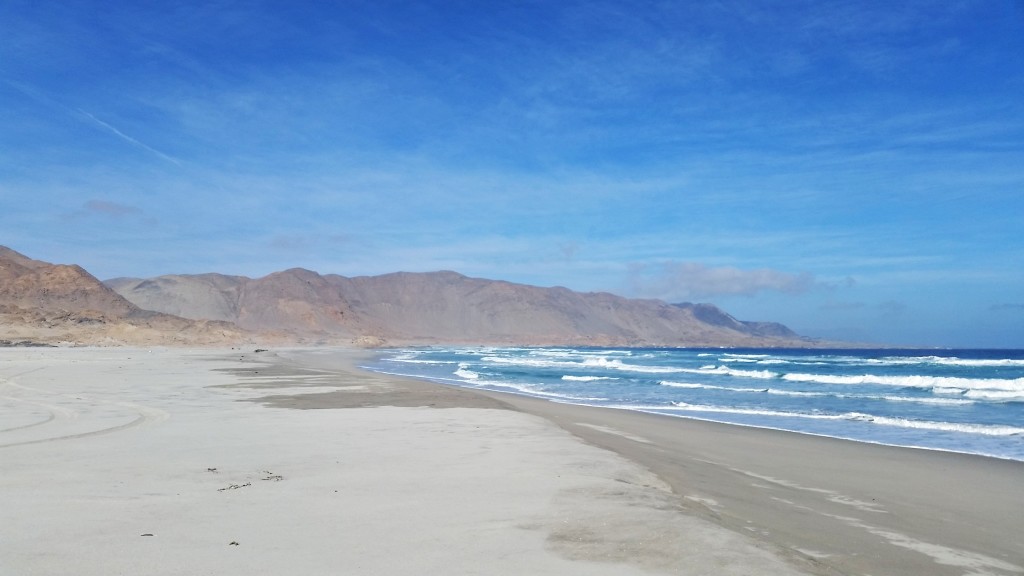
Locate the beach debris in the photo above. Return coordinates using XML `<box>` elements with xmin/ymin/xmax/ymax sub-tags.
<box><xmin>260</xmin><ymin>470</ymin><xmax>283</xmax><ymax>481</ymax></box>
<box><xmin>217</xmin><ymin>482</ymin><xmax>251</xmax><ymax>491</ymax></box>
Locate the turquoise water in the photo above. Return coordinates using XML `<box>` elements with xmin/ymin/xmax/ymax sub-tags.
<box><xmin>365</xmin><ymin>347</ymin><xmax>1024</xmax><ymax>461</ymax></box>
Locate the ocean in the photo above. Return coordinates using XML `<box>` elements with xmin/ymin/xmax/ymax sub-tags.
<box><xmin>364</xmin><ymin>347</ymin><xmax>1024</xmax><ymax>461</ymax></box>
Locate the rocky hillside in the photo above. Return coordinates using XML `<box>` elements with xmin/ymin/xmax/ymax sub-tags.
<box><xmin>108</xmin><ymin>267</ymin><xmax>815</xmax><ymax>347</ymax></box>
<box><xmin>672</xmin><ymin>303</ymin><xmax>799</xmax><ymax>339</ymax></box>
<box><xmin>0</xmin><ymin>247</ymin><xmax>249</xmax><ymax>346</ymax></box>
<box><xmin>3</xmin><ymin>244</ymin><xmax>817</xmax><ymax>347</ymax></box>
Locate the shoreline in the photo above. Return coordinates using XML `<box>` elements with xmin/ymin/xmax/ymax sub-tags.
<box><xmin>370</xmin><ymin>364</ymin><xmax>1024</xmax><ymax>463</ymax></box>
<box><xmin>313</xmin><ymin>348</ymin><xmax>1024</xmax><ymax>575</ymax></box>
<box><xmin>3</xmin><ymin>346</ymin><xmax>1022</xmax><ymax>575</ymax></box>
<box><xmin>363</xmin><ymin>346</ymin><xmax>1024</xmax><ymax>463</ymax></box>
<box><xmin>1</xmin><ymin>346</ymin><xmax>817</xmax><ymax>575</ymax></box>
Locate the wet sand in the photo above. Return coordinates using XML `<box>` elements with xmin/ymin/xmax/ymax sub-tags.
<box><xmin>263</xmin><ymin>348</ymin><xmax>1024</xmax><ymax>576</ymax></box>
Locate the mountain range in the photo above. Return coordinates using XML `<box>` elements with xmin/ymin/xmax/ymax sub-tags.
<box><xmin>2</xmin><ymin>245</ymin><xmax>817</xmax><ymax>347</ymax></box>
<box><xmin>0</xmin><ymin>246</ymin><xmax>245</xmax><ymax>346</ymax></box>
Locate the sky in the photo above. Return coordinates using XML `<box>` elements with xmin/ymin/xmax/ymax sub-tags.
<box><xmin>2</xmin><ymin>1</ymin><xmax>1023</xmax><ymax>348</ymax></box>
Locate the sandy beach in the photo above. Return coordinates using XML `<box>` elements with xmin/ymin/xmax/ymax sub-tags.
<box><xmin>2</xmin><ymin>347</ymin><xmax>1022</xmax><ymax>575</ymax></box>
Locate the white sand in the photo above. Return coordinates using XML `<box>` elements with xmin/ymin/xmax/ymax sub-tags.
<box><xmin>0</xmin><ymin>347</ymin><xmax>811</xmax><ymax>575</ymax></box>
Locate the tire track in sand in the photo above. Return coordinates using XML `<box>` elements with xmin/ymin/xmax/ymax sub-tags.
<box><xmin>0</xmin><ymin>371</ymin><xmax>74</xmax><ymax>433</ymax></box>
<box><xmin>0</xmin><ymin>378</ymin><xmax>170</xmax><ymax>449</ymax></box>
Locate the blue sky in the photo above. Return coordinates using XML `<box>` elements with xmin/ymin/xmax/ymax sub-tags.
<box><xmin>2</xmin><ymin>1</ymin><xmax>1023</xmax><ymax>347</ymax></box>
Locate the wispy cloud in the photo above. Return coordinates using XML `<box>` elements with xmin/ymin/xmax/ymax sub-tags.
<box><xmin>4</xmin><ymin>79</ymin><xmax>182</xmax><ymax>167</ymax></box>
<box><xmin>63</xmin><ymin>200</ymin><xmax>152</xmax><ymax>224</ymax></box>
<box><xmin>76</xmin><ymin>109</ymin><xmax>181</xmax><ymax>166</ymax></box>
<box><xmin>626</xmin><ymin>261</ymin><xmax>818</xmax><ymax>302</ymax></box>
<box><xmin>83</xmin><ymin>200</ymin><xmax>142</xmax><ymax>217</ymax></box>
<box><xmin>2</xmin><ymin>1</ymin><xmax>1022</xmax><ymax>347</ymax></box>
<box><xmin>820</xmin><ymin>301</ymin><xmax>865</xmax><ymax>311</ymax></box>
<box><xmin>60</xmin><ymin>199</ymin><xmax>160</xmax><ymax>230</ymax></box>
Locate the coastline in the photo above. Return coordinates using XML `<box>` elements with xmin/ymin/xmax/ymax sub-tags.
<box><xmin>1</xmin><ymin>346</ymin><xmax>813</xmax><ymax>575</ymax></box>
<box><xmin>477</xmin><ymin>389</ymin><xmax>1024</xmax><ymax>574</ymax></box>
<box><xmin>2</xmin><ymin>346</ymin><xmax>1021</xmax><ymax>575</ymax></box>
<box><xmin>331</xmin><ymin>348</ymin><xmax>1024</xmax><ymax>575</ymax></box>
<box><xmin>258</xmin><ymin>347</ymin><xmax>1024</xmax><ymax>575</ymax></box>
<box><xmin>368</xmin><ymin>345</ymin><xmax>1024</xmax><ymax>462</ymax></box>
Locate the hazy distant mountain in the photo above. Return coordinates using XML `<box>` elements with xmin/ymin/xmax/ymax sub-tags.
<box><xmin>1</xmin><ymin>244</ymin><xmax>816</xmax><ymax>347</ymax></box>
<box><xmin>672</xmin><ymin>303</ymin><xmax>799</xmax><ymax>339</ymax></box>
<box><xmin>0</xmin><ymin>246</ymin><xmax>247</xmax><ymax>346</ymax></box>
<box><xmin>107</xmin><ymin>267</ymin><xmax>815</xmax><ymax>347</ymax></box>
<box><xmin>105</xmin><ymin>273</ymin><xmax>247</xmax><ymax>323</ymax></box>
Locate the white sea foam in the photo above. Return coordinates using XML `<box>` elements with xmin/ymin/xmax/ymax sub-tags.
<box><xmin>387</xmin><ymin>352</ymin><xmax>460</xmax><ymax>365</ymax></box>
<box><xmin>964</xmin><ymin>390</ymin><xmax>1024</xmax><ymax>402</ymax></box>
<box><xmin>482</xmin><ymin>381</ymin><xmax>608</xmax><ymax>402</ymax></box>
<box><xmin>406</xmin><ymin>371</ymin><xmax>608</xmax><ymax>402</ymax></box>
<box><xmin>666</xmin><ymin>402</ymin><xmax>826</xmax><ymax>419</ymax></box>
<box><xmin>659</xmin><ymin>403</ymin><xmax>1024</xmax><ymax>436</ymax></box>
<box><xmin>659</xmin><ymin>382</ymin><xmax>972</xmax><ymax>405</ymax></box>
<box><xmin>660</xmin><ymin>381</ymin><xmax>716</xmax><ymax>389</ymax></box>
<box><xmin>390</xmin><ymin>358</ymin><xmax>459</xmax><ymax>365</ymax></box>
<box><xmin>660</xmin><ymin>381</ymin><xmax>772</xmax><ymax>393</ymax></box>
<box><xmin>525</xmin><ymin>348</ymin><xmax>632</xmax><ymax>360</ymax></box>
<box><xmin>933</xmin><ymin>357</ymin><xmax>1024</xmax><ymax>367</ymax></box>
<box><xmin>782</xmin><ymin>372</ymin><xmax>1024</xmax><ymax>392</ymax></box>
<box><xmin>578</xmin><ymin>357</ymin><xmax>683</xmax><ymax>373</ymax></box>
<box><xmin>480</xmin><ymin>355</ymin><xmax>575</xmax><ymax>369</ymax></box>
<box><xmin>453</xmin><ymin>364</ymin><xmax>479</xmax><ymax>380</ymax></box>
<box><xmin>877</xmin><ymin>395</ymin><xmax>973</xmax><ymax>406</ymax></box>
<box><xmin>721</xmin><ymin>356</ymin><xmax>826</xmax><ymax>366</ymax></box>
<box><xmin>870</xmin><ymin>356</ymin><xmax>1024</xmax><ymax>367</ymax></box>
<box><xmin>676</xmin><ymin>365</ymin><xmax>777</xmax><ymax>379</ymax></box>
<box><xmin>770</xmin><ymin>389</ymin><xmax>829</xmax><ymax>398</ymax></box>
<box><xmin>481</xmin><ymin>355</ymin><xmax>684</xmax><ymax>374</ymax></box>
<box><xmin>374</xmin><ymin>346</ymin><xmax>1024</xmax><ymax>460</ymax></box>
<box><xmin>526</xmin><ymin>349</ymin><xmax>577</xmax><ymax>359</ymax></box>
<box><xmin>844</xmin><ymin>414</ymin><xmax>1024</xmax><ymax>436</ymax></box>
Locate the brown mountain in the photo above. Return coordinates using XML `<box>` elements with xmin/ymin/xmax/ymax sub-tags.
<box><xmin>107</xmin><ymin>267</ymin><xmax>816</xmax><ymax>347</ymax></box>
<box><xmin>0</xmin><ymin>246</ymin><xmax>248</xmax><ymax>346</ymax></box>
<box><xmin>2</xmin><ymin>244</ymin><xmax>818</xmax><ymax>347</ymax></box>
<box><xmin>673</xmin><ymin>303</ymin><xmax>799</xmax><ymax>339</ymax></box>
<box><xmin>0</xmin><ymin>246</ymin><xmax>138</xmax><ymax>318</ymax></box>
<box><xmin>105</xmin><ymin>273</ymin><xmax>247</xmax><ymax>323</ymax></box>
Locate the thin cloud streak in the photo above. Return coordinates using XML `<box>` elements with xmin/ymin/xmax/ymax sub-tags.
<box><xmin>76</xmin><ymin>109</ymin><xmax>181</xmax><ymax>166</ymax></box>
<box><xmin>2</xmin><ymin>1</ymin><xmax>1022</xmax><ymax>346</ymax></box>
